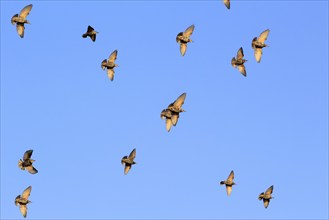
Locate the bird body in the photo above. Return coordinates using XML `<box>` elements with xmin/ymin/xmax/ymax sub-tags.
<box><xmin>82</xmin><ymin>25</ymin><xmax>98</xmax><ymax>42</ymax></box>
<box><xmin>101</xmin><ymin>50</ymin><xmax>118</xmax><ymax>81</ymax></box>
<box><xmin>258</xmin><ymin>185</ymin><xmax>274</xmax><ymax>208</ymax></box>
<box><xmin>11</xmin><ymin>4</ymin><xmax>32</xmax><ymax>38</ymax></box>
<box><xmin>176</xmin><ymin>25</ymin><xmax>195</xmax><ymax>56</ymax></box>
<box><xmin>161</xmin><ymin>93</ymin><xmax>186</xmax><ymax>132</ymax></box>
<box><xmin>231</xmin><ymin>47</ymin><xmax>247</xmax><ymax>76</ymax></box>
<box><xmin>252</xmin><ymin>29</ymin><xmax>270</xmax><ymax>62</ymax></box>
<box><xmin>220</xmin><ymin>170</ymin><xmax>235</xmax><ymax>196</ymax></box>
<box><xmin>18</xmin><ymin>150</ymin><xmax>38</xmax><ymax>174</ymax></box>
<box><xmin>15</xmin><ymin>186</ymin><xmax>32</xmax><ymax>218</ymax></box>
<box><xmin>121</xmin><ymin>148</ymin><xmax>136</xmax><ymax>175</ymax></box>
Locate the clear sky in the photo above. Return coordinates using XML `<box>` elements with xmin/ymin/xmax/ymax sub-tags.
<box><xmin>1</xmin><ymin>1</ymin><xmax>328</xmax><ymax>219</ymax></box>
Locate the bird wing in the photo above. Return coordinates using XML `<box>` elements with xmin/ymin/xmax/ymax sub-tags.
<box><xmin>26</xmin><ymin>165</ymin><xmax>38</xmax><ymax>174</ymax></box>
<box><xmin>21</xmin><ymin>186</ymin><xmax>32</xmax><ymax>199</ymax></box>
<box><xmin>107</xmin><ymin>69</ymin><xmax>115</xmax><ymax>81</ymax></box>
<box><xmin>166</xmin><ymin>118</ymin><xmax>173</xmax><ymax>132</ymax></box>
<box><xmin>226</xmin><ymin>185</ymin><xmax>232</xmax><ymax>196</ymax></box>
<box><xmin>124</xmin><ymin>164</ymin><xmax>131</xmax><ymax>175</ymax></box>
<box><xmin>227</xmin><ymin>170</ymin><xmax>234</xmax><ymax>181</ymax></box>
<box><xmin>173</xmin><ymin>93</ymin><xmax>186</xmax><ymax>109</ymax></box>
<box><xmin>101</xmin><ymin>59</ymin><xmax>107</xmax><ymax>70</ymax></box>
<box><xmin>265</xmin><ymin>185</ymin><xmax>273</xmax><ymax>195</ymax></box>
<box><xmin>20</xmin><ymin>205</ymin><xmax>28</xmax><ymax>218</ymax></box>
<box><xmin>16</xmin><ymin>23</ymin><xmax>25</xmax><ymax>38</ymax></box>
<box><xmin>108</xmin><ymin>50</ymin><xmax>118</xmax><ymax>63</ymax></box>
<box><xmin>180</xmin><ymin>43</ymin><xmax>187</xmax><ymax>56</ymax></box>
<box><xmin>258</xmin><ymin>29</ymin><xmax>270</xmax><ymax>44</ymax></box>
<box><xmin>87</xmin><ymin>25</ymin><xmax>94</xmax><ymax>33</ymax></box>
<box><xmin>254</xmin><ymin>48</ymin><xmax>263</xmax><ymax>63</ymax></box>
<box><xmin>238</xmin><ymin>65</ymin><xmax>246</xmax><ymax>77</ymax></box>
<box><xmin>263</xmin><ymin>199</ymin><xmax>270</xmax><ymax>208</ymax></box>
<box><xmin>23</xmin><ymin>150</ymin><xmax>33</xmax><ymax>161</ymax></box>
<box><xmin>236</xmin><ymin>47</ymin><xmax>244</xmax><ymax>60</ymax></box>
<box><xmin>223</xmin><ymin>0</ymin><xmax>230</xmax><ymax>9</ymax></box>
<box><xmin>91</xmin><ymin>34</ymin><xmax>96</xmax><ymax>42</ymax></box>
<box><xmin>258</xmin><ymin>192</ymin><xmax>264</xmax><ymax>200</ymax></box>
<box><xmin>171</xmin><ymin>113</ymin><xmax>179</xmax><ymax>126</ymax></box>
<box><xmin>128</xmin><ymin>148</ymin><xmax>136</xmax><ymax>160</ymax></box>
<box><xmin>183</xmin><ymin>25</ymin><xmax>195</xmax><ymax>38</ymax></box>
<box><xmin>19</xmin><ymin>4</ymin><xmax>33</xmax><ymax>19</ymax></box>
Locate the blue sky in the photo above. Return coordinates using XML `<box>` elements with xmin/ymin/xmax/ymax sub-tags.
<box><xmin>1</xmin><ymin>1</ymin><xmax>328</xmax><ymax>219</ymax></box>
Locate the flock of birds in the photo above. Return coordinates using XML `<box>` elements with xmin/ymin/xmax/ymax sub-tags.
<box><xmin>10</xmin><ymin>1</ymin><xmax>275</xmax><ymax>218</ymax></box>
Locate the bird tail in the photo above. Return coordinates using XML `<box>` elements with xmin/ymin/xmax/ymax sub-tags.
<box><xmin>220</xmin><ymin>181</ymin><xmax>225</xmax><ymax>185</ymax></box>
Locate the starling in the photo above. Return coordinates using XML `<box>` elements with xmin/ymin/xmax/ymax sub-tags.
<box><xmin>11</xmin><ymin>4</ymin><xmax>33</xmax><ymax>38</ymax></box>
<box><xmin>220</xmin><ymin>170</ymin><xmax>235</xmax><ymax>196</ymax></box>
<box><xmin>252</xmin><ymin>29</ymin><xmax>270</xmax><ymax>63</ymax></box>
<box><xmin>258</xmin><ymin>185</ymin><xmax>274</xmax><ymax>208</ymax></box>
<box><xmin>121</xmin><ymin>148</ymin><xmax>136</xmax><ymax>175</ymax></box>
<box><xmin>161</xmin><ymin>93</ymin><xmax>186</xmax><ymax>132</ymax></box>
<box><xmin>223</xmin><ymin>0</ymin><xmax>230</xmax><ymax>9</ymax></box>
<box><xmin>18</xmin><ymin>150</ymin><xmax>38</xmax><ymax>174</ymax></box>
<box><xmin>15</xmin><ymin>186</ymin><xmax>32</xmax><ymax>218</ymax></box>
<box><xmin>231</xmin><ymin>47</ymin><xmax>247</xmax><ymax>76</ymax></box>
<box><xmin>82</xmin><ymin>25</ymin><xmax>98</xmax><ymax>42</ymax></box>
<box><xmin>101</xmin><ymin>50</ymin><xmax>119</xmax><ymax>81</ymax></box>
<box><xmin>176</xmin><ymin>25</ymin><xmax>195</xmax><ymax>56</ymax></box>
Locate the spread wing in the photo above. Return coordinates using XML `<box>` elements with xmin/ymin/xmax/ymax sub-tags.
<box><xmin>223</xmin><ymin>0</ymin><xmax>230</xmax><ymax>9</ymax></box>
<box><xmin>26</xmin><ymin>165</ymin><xmax>38</xmax><ymax>174</ymax></box>
<box><xmin>20</xmin><ymin>205</ymin><xmax>28</xmax><ymax>218</ymax></box>
<box><xmin>173</xmin><ymin>93</ymin><xmax>186</xmax><ymax>109</ymax></box>
<box><xmin>265</xmin><ymin>185</ymin><xmax>273</xmax><ymax>195</ymax></box>
<box><xmin>21</xmin><ymin>186</ymin><xmax>32</xmax><ymax>200</ymax></box>
<box><xmin>236</xmin><ymin>47</ymin><xmax>244</xmax><ymax>60</ymax></box>
<box><xmin>107</xmin><ymin>69</ymin><xmax>115</xmax><ymax>81</ymax></box>
<box><xmin>19</xmin><ymin>4</ymin><xmax>33</xmax><ymax>19</ymax></box>
<box><xmin>166</xmin><ymin>118</ymin><xmax>173</xmax><ymax>132</ymax></box>
<box><xmin>23</xmin><ymin>150</ymin><xmax>33</xmax><ymax>161</ymax></box>
<box><xmin>226</xmin><ymin>185</ymin><xmax>232</xmax><ymax>196</ymax></box>
<box><xmin>227</xmin><ymin>170</ymin><xmax>234</xmax><ymax>181</ymax></box>
<box><xmin>254</xmin><ymin>48</ymin><xmax>263</xmax><ymax>63</ymax></box>
<box><xmin>128</xmin><ymin>148</ymin><xmax>136</xmax><ymax>160</ymax></box>
<box><xmin>258</xmin><ymin>29</ymin><xmax>270</xmax><ymax>44</ymax></box>
<box><xmin>90</xmin><ymin>34</ymin><xmax>96</xmax><ymax>42</ymax></box>
<box><xmin>87</xmin><ymin>25</ymin><xmax>94</xmax><ymax>33</ymax></box>
<box><xmin>180</xmin><ymin>43</ymin><xmax>187</xmax><ymax>56</ymax></box>
<box><xmin>108</xmin><ymin>50</ymin><xmax>118</xmax><ymax>63</ymax></box>
<box><xmin>183</xmin><ymin>25</ymin><xmax>195</xmax><ymax>38</ymax></box>
<box><xmin>263</xmin><ymin>199</ymin><xmax>270</xmax><ymax>208</ymax></box>
<box><xmin>171</xmin><ymin>113</ymin><xmax>179</xmax><ymax>126</ymax></box>
<box><xmin>238</xmin><ymin>65</ymin><xmax>246</xmax><ymax>77</ymax></box>
<box><xmin>124</xmin><ymin>164</ymin><xmax>131</xmax><ymax>175</ymax></box>
<box><xmin>16</xmin><ymin>23</ymin><xmax>25</xmax><ymax>38</ymax></box>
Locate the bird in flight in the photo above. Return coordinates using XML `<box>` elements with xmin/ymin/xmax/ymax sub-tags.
<box><xmin>220</xmin><ymin>170</ymin><xmax>236</xmax><ymax>196</ymax></box>
<box><xmin>231</xmin><ymin>47</ymin><xmax>247</xmax><ymax>77</ymax></box>
<box><xmin>121</xmin><ymin>148</ymin><xmax>137</xmax><ymax>175</ymax></box>
<box><xmin>258</xmin><ymin>185</ymin><xmax>274</xmax><ymax>208</ymax></box>
<box><xmin>101</xmin><ymin>50</ymin><xmax>119</xmax><ymax>81</ymax></box>
<box><xmin>11</xmin><ymin>4</ymin><xmax>33</xmax><ymax>38</ymax></box>
<box><xmin>161</xmin><ymin>93</ymin><xmax>186</xmax><ymax>132</ymax></box>
<box><xmin>82</xmin><ymin>25</ymin><xmax>98</xmax><ymax>42</ymax></box>
<box><xmin>15</xmin><ymin>186</ymin><xmax>32</xmax><ymax>218</ymax></box>
<box><xmin>18</xmin><ymin>149</ymin><xmax>38</xmax><ymax>174</ymax></box>
<box><xmin>176</xmin><ymin>25</ymin><xmax>195</xmax><ymax>56</ymax></box>
<box><xmin>252</xmin><ymin>29</ymin><xmax>270</xmax><ymax>63</ymax></box>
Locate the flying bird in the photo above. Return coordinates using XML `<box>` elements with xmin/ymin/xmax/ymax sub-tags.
<box><xmin>176</xmin><ymin>25</ymin><xmax>195</xmax><ymax>56</ymax></box>
<box><xmin>223</xmin><ymin>0</ymin><xmax>230</xmax><ymax>9</ymax></box>
<box><xmin>101</xmin><ymin>50</ymin><xmax>119</xmax><ymax>81</ymax></box>
<box><xmin>252</xmin><ymin>29</ymin><xmax>270</xmax><ymax>62</ymax></box>
<box><xmin>258</xmin><ymin>185</ymin><xmax>274</xmax><ymax>208</ymax></box>
<box><xmin>121</xmin><ymin>148</ymin><xmax>137</xmax><ymax>175</ymax></box>
<box><xmin>82</xmin><ymin>25</ymin><xmax>98</xmax><ymax>42</ymax></box>
<box><xmin>220</xmin><ymin>170</ymin><xmax>236</xmax><ymax>196</ymax></box>
<box><xmin>15</xmin><ymin>186</ymin><xmax>32</xmax><ymax>218</ymax></box>
<box><xmin>18</xmin><ymin>150</ymin><xmax>38</xmax><ymax>174</ymax></box>
<box><xmin>11</xmin><ymin>4</ymin><xmax>33</xmax><ymax>38</ymax></box>
<box><xmin>231</xmin><ymin>47</ymin><xmax>247</xmax><ymax>77</ymax></box>
<box><xmin>161</xmin><ymin>93</ymin><xmax>186</xmax><ymax>132</ymax></box>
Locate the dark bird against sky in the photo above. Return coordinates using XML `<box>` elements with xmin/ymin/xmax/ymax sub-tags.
<box><xmin>18</xmin><ymin>149</ymin><xmax>38</xmax><ymax>174</ymax></box>
<box><xmin>121</xmin><ymin>148</ymin><xmax>137</xmax><ymax>175</ymax></box>
<box><xmin>231</xmin><ymin>47</ymin><xmax>247</xmax><ymax>77</ymax></box>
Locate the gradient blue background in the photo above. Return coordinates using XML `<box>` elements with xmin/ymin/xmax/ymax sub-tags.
<box><xmin>1</xmin><ymin>1</ymin><xmax>328</xmax><ymax>219</ymax></box>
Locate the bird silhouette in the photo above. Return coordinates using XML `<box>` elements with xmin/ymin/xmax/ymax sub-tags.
<box><xmin>101</xmin><ymin>50</ymin><xmax>119</xmax><ymax>81</ymax></box>
<box><xmin>11</xmin><ymin>4</ymin><xmax>33</xmax><ymax>38</ymax></box>
<box><xmin>176</xmin><ymin>25</ymin><xmax>195</xmax><ymax>56</ymax></box>
<box><xmin>220</xmin><ymin>170</ymin><xmax>236</xmax><ymax>196</ymax></box>
<box><xmin>82</xmin><ymin>25</ymin><xmax>98</xmax><ymax>42</ymax></box>
<box><xmin>161</xmin><ymin>93</ymin><xmax>186</xmax><ymax>132</ymax></box>
<box><xmin>18</xmin><ymin>150</ymin><xmax>38</xmax><ymax>174</ymax></box>
<box><xmin>258</xmin><ymin>185</ymin><xmax>274</xmax><ymax>208</ymax></box>
<box><xmin>231</xmin><ymin>47</ymin><xmax>247</xmax><ymax>76</ymax></box>
<box><xmin>15</xmin><ymin>186</ymin><xmax>32</xmax><ymax>218</ymax></box>
<box><xmin>121</xmin><ymin>148</ymin><xmax>137</xmax><ymax>175</ymax></box>
<box><xmin>252</xmin><ymin>29</ymin><xmax>270</xmax><ymax>63</ymax></box>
